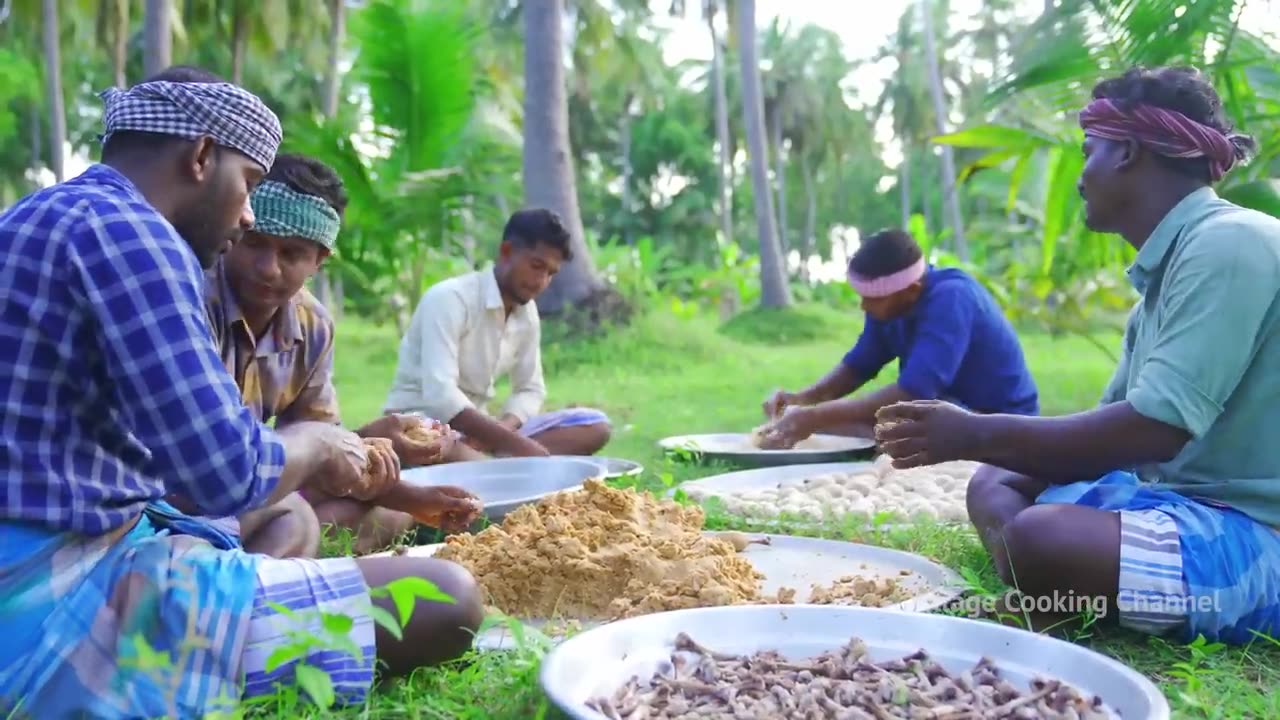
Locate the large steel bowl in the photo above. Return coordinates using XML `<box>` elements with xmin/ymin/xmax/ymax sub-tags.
<box><xmin>540</xmin><ymin>604</ymin><xmax>1170</xmax><ymax>720</ymax></box>
<box><xmin>399</xmin><ymin>456</ymin><xmax>604</xmax><ymax>523</ymax></box>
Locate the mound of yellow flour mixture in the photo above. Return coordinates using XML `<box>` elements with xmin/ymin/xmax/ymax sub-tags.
<box><xmin>433</xmin><ymin>479</ymin><xmax>767</xmax><ymax>620</ymax></box>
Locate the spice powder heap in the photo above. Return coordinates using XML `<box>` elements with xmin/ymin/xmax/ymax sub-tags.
<box><xmin>433</xmin><ymin>479</ymin><xmax>769</xmax><ymax>620</ymax></box>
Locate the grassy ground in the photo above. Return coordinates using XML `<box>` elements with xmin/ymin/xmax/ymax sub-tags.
<box><xmin>262</xmin><ymin>303</ymin><xmax>1278</xmax><ymax>719</ymax></box>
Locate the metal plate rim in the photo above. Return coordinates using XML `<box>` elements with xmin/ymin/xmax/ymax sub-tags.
<box><xmin>570</xmin><ymin>453</ymin><xmax>645</xmax><ymax>476</ymax></box>
<box><xmin>399</xmin><ymin>456</ymin><xmax>606</xmax><ymax>515</ymax></box>
<box><xmin>658</xmin><ymin>432</ymin><xmax>876</xmax><ymax>455</ymax></box>
<box><xmin>538</xmin><ymin>604</ymin><xmax>1171</xmax><ymax>720</ymax></box>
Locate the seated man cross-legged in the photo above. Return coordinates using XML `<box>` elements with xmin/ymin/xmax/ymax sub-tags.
<box><xmin>205</xmin><ymin>153</ymin><xmax>482</xmax><ymax>556</ymax></box>
<box><xmin>876</xmin><ymin>65</ymin><xmax>1280</xmax><ymax>645</ymax></box>
<box><xmin>384</xmin><ymin>208</ymin><xmax>612</xmax><ymax>458</ymax></box>
<box><xmin>0</xmin><ymin>67</ymin><xmax>483</xmax><ymax>718</ymax></box>
<box><xmin>757</xmin><ymin>228</ymin><xmax>1039</xmax><ymax>448</ymax></box>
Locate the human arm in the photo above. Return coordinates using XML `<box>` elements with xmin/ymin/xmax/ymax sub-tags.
<box><xmin>72</xmin><ymin>214</ymin><xmax>284</xmax><ymax>517</ymax></box>
<box><xmin>802</xmin><ymin>383</ymin><xmax>916</xmax><ymax>429</ymax></box>
<box><xmin>763</xmin><ymin>325</ymin><xmax>882</xmax><ymax>418</ymax></box>
<box><xmin>877</xmin><ymin>230</ymin><xmax>1274</xmax><ymax>479</ymax></box>
<box><xmin>450</xmin><ymin>407</ymin><xmax>549</xmax><ymax>457</ymax></box>
<box><xmin>794</xmin><ymin>364</ymin><xmax>865</xmax><ymax>405</ymax></box>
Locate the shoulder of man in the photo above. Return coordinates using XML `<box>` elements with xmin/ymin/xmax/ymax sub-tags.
<box><xmin>1177</xmin><ymin>200</ymin><xmax>1280</xmax><ymax>280</ymax></box>
<box><xmin>409</xmin><ymin>269</ymin><xmax>483</xmax><ymax>329</ymax></box>
<box><xmin>923</xmin><ymin>266</ymin><xmax>987</xmax><ymax>306</ymax></box>
<box><xmin>23</xmin><ymin>173</ymin><xmax>199</xmax><ymax>280</ymax></box>
<box><xmin>292</xmin><ymin>284</ymin><xmax>336</xmax><ymax>335</ymax></box>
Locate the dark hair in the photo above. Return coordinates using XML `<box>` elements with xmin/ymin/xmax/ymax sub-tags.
<box><xmin>101</xmin><ymin>65</ymin><xmax>227</xmax><ymax>160</ymax></box>
<box><xmin>849</xmin><ymin>229</ymin><xmax>922</xmax><ymax>279</ymax></box>
<box><xmin>502</xmin><ymin>208</ymin><xmax>573</xmax><ymax>261</ymax></box>
<box><xmin>1091</xmin><ymin>65</ymin><xmax>1257</xmax><ymax>182</ymax></box>
<box><xmin>265</xmin><ymin>154</ymin><xmax>348</xmax><ymax>219</ymax></box>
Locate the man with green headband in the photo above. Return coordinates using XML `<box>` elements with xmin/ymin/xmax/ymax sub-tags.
<box><xmin>205</xmin><ymin>153</ymin><xmax>483</xmax><ymax>556</ymax></box>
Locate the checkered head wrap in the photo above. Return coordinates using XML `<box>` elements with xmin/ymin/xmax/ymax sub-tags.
<box><xmin>250</xmin><ymin>180</ymin><xmax>342</xmax><ymax>251</ymax></box>
<box><xmin>99</xmin><ymin>81</ymin><xmax>283</xmax><ymax>170</ymax></box>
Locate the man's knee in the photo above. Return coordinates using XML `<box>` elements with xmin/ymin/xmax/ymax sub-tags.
<box><xmin>579</xmin><ymin>421</ymin><xmax>612</xmax><ymax>453</ymax></box>
<box><xmin>426</xmin><ymin>559</ymin><xmax>485</xmax><ymax>635</ymax></box>
<box><xmin>242</xmin><ymin>493</ymin><xmax>321</xmax><ymax>558</ymax></box>
<box><xmin>1000</xmin><ymin>504</ymin><xmax>1077</xmax><ymax>585</ymax></box>
<box><xmin>280</xmin><ymin>494</ymin><xmax>321</xmax><ymax>558</ymax></box>
<box><xmin>964</xmin><ymin>464</ymin><xmax>1006</xmax><ymax>516</ymax></box>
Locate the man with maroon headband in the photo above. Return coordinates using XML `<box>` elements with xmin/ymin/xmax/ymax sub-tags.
<box><xmin>876</xmin><ymin>66</ymin><xmax>1280</xmax><ymax>645</ymax></box>
<box><xmin>756</xmin><ymin>228</ymin><xmax>1038</xmax><ymax>449</ymax></box>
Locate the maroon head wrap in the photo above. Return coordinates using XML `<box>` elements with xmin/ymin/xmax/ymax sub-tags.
<box><xmin>1078</xmin><ymin>98</ymin><xmax>1249</xmax><ymax>181</ymax></box>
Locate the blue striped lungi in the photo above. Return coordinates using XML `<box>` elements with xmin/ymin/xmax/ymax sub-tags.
<box><xmin>1037</xmin><ymin>471</ymin><xmax>1280</xmax><ymax>645</ymax></box>
<box><xmin>0</xmin><ymin>504</ymin><xmax>375</xmax><ymax>718</ymax></box>
<box><xmin>516</xmin><ymin>407</ymin><xmax>610</xmax><ymax>437</ymax></box>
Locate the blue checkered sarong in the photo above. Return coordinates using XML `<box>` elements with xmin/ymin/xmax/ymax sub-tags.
<box><xmin>1037</xmin><ymin>471</ymin><xmax>1280</xmax><ymax>645</ymax></box>
<box><xmin>0</xmin><ymin>507</ymin><xmax>376</xmax><ymax>718</ymax></box>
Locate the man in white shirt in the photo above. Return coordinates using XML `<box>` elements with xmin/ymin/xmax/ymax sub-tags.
<box><xmin>384</xmin><ymin>208</ymin><xmax>612</xmax><ymax>457</ymax></box>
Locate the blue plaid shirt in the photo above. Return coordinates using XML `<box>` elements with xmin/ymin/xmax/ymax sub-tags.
<box><xmin>0</xmin><ymin>165</ymin><xmax>285</xmax><ymax>535</ymax></box>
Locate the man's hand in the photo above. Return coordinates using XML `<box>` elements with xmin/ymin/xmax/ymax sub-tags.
<box><xmin>359</xmin><ymin>413</ymin><xmax>456</xmax><ymax>467</ymax></box>
<box><xmin>756</xmin><ymin>405</ymin><xmax>817</xmax><ymax>449</ymax></box>
<box><xmin>313</xmin><ymin>425</ymin><xmax>400</xmax><ymax>500</ymax></box>
<box><xmin>763</xmin><ymin>389</ymin><xmax>803</xmax><ymax>420</ymax></box>
<box><xmin>874</xmin><ymin>400</ymin><xmax>983</xmax><ymax>469</ymax></box>
<box><xmin>405</xmin><ymin>485</ymin><xmax>484</xmax><ymax>533</ymax></box>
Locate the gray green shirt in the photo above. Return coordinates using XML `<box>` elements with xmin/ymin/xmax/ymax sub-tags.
<box><xmin>1101</xmin><ymin>186</ymin><xmax>1280</xmax><ymax>527</ymax></box>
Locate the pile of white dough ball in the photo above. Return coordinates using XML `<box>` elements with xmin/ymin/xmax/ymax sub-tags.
<box><xmin>686</xmin><ymin>455</ymin><xmax>981</xmax><ymax>523</ymax></box>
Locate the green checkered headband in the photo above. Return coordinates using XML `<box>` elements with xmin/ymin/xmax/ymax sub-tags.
<box><xmin>249</xmin><ymin>180</ymin><xmax>341</xmax><ymax>251</ymax></box>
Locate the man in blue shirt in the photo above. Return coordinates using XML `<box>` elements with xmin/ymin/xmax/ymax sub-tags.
<box><xmin>758</xmin><ymin>229</ymin><xmax>1037</xmax><ymax>448</ymax></box>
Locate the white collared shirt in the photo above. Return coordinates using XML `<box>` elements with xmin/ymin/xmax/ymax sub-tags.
<box><xmin>383</xmin><ymin>267</ymin><xmax>546</xmax><ymax>423</ymax></box>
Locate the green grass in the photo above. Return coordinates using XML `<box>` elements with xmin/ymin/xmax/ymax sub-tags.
<box><xmin>295</xmin><ymin>303</ymin><xmax>1278</xmax><ymax>719</ymax></box>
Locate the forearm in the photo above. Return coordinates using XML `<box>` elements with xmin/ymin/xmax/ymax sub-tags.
<box><xmin>266</xmin><ymin>422</ymin><xmax>335</xmax><ymax>505</ymax></box>
<box><xmin>971</xmin><ymin>402</ymin><xmax>1189</xmax><ymax>482</ymax></box>
<box><xmin>798</xmin><ymin>365</ymin><xmax>863</xmax><ymax>404</ymax></box>
<box><xmin>366</xmin><ymin>481</ymin><xmax>420</xmax><ymax>515</ymax></box>
<box><xmin>450</xmin><ymin>408</ymin><xmax>528</xmax><ymax>454</ymax></box>
<box><xmin>809</xmin><ymin>383</ymin><xmax>913</xmax><ymax>428</ymax></box>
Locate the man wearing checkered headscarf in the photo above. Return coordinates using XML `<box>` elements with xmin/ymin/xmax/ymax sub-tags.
<box><xmin>0</xmin><ymin>66</ymin><xmax>486</xmax><ymax>717</ymax></box>
<box><xmin>100</xmin><ymin>72</ymin><xmax>283</xmax><ymax>172</ymax></box>
<box><xmin>95</xmin><ymin>65</ymin><xmax>284</xmax><ymax>269</ymax></box>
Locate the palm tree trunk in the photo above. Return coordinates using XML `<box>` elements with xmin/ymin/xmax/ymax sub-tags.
<box><xmin>736</xmin><ymin>0</ymin><xmax>790</xmax><ymax>308</ymax></box>
<box><xmin>42</xmin><ymin>0</ymin><xmax>66</xmax><ymax>182</ymax></box>
<box><xmin>801</xmin><ymin>152</ymin><xmax>816</xmax><ymax>284</ymax></box>
<box><xmin>522</xmin><ymin>0</ymin><xmax>601</xmax><ymax>315</ymax></box>
<box><xmin>769</xmin><ymin>102</ymin><xmax>789</xmax><ymax>258</ymax></box>
<box><xmin>112</xmin><ymin>0</ymin><xmax>129</xmax><ymax>88</ymax></box>
<box><xmin>919</xmin><ymin>0</ymin><xmax>967</xmax><ymax>259</ymax></box>
<box><xmin>707</xmin><ymin>3</ymin><xmax>734</xmax><ymax>247</ymax></box>
<box><xmin>230</xmin><ymin>0</ymin><xmax>247</xmax><ymax>85</ymax></box>
<box><xmin>143</xmin><ymin>0</ymin><xmax>171</xmax><ymax>77</ymax></box>
<box><xmin>312</xmin><ymin>0</ymin><xmax>346</xmax><ymax>316</ymax></box>
<box><xmin>899</xmin><ymin>155</ymin><xmax>911</xmax><ymax>229</ymax></box>
<box><xmin>620</xmin><ymin>108</ymin><xmax>633</xmax><ymax>246</ymax></box>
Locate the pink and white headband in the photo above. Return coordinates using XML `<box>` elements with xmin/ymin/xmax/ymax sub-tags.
<box><xmin>847</xmin><ymin>256</ymin><xmax>926</xmax><ymax>298</ymax></box>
